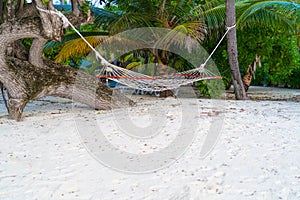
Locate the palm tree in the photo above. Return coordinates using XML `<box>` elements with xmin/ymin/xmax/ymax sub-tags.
<box><xmin>226</xmin><ymin>0</ymin><xmax>248</xmax><ymax>99</ymax></box>
<box><xmin>201</xmin><ymin>0</ymin><xmax>299</xmax><ymax>34</ymax></box>
<box><xmin>54</xmin><ymin>0</ymin><xmax>206</xmax><ymax>62</ymax></box>
<box><xmin>54</xmin><ymin>0</ymin><xmax>299</xmax><ymax>63</ymax></box>
<box><xmin>51</xmin><ymin>0</ymin><xmax>299</xmax><ymax>98</ymax></box>
<box><xmin>94</xmin><ymin>0</ymin><xmax>206</xmax><ymax>65</ymax></box>
<box><xmin>200</xmin><ymin>0</ymin><xmax>299</xmax><ymax>98</ymax></box>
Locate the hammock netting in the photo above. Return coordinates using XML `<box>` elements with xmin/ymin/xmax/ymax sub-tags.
<box><xmin>96</xmin><ymin>64</ymin><xmax>221</xmax><ymax>92</ymax></box>
<box><xmin>36</xmin><ymin>6</ymin><xmax>235</xmax><ymax>92</ymax></box>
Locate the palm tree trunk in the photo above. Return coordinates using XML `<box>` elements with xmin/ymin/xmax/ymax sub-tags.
<box><xmin>226</xmin><ymin>0</ymin><xmax>248</xmax><ymax>100</ymax></box>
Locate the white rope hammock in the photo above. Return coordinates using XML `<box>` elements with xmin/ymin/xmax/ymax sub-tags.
<box><xmin>37</xmin><ymin>6</ymin><xmax>236</xmax><ymax>92</ymax></box>
<box><xmin>96</xmin><ymin>65</ymin><xmax>221</xmax><ymax>91</ymax></box>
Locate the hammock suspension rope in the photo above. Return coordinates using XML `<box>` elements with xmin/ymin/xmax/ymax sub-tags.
<box><xmin>36</xmin><ymin>6</ymin><xmax>235</xmax><ymax>92</ymax></box>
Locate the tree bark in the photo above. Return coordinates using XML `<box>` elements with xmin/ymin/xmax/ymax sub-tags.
<box><xmin>0</xmin><ymin>18</ymin><xmax>41</xmax><ymax>101</ymax></box>
<box><xmin>7</xmin><ymin>0</ymin><xmax>15</xmax><ymax>19</ymax></box>
<box><xmin>0</xmin><ymin>2</ymin><xmax>133</xmax><ymax>121</ymax></box>
<box><xmin>71</xmin><ymin>0</ymin><xmax>80</xmax><ymax>17</ymax></box>
<box><xmin>1</xmin><ymin>47</ymin><xmax>133</xmax><ymax>121</ymax></box>
<box><xmin>0</xmin><ymin>0</ymin><xmax>4</xmax><ymax>23</ymax></box>
<box><xmin>16</xmin><ymin>0</ymin><xmax>25</xmax><ymax>13</ymax></box>
<box><xmin>29</xmin><ymin>37</ymin><xmax>48</xmax><ymax>67</ymax></box>
<box><xmin>6</xmin><ymin>58</ymin><xmax>133</xmax><ymax>111</ymax></box>
<box><xmin>13</xmin><ymin>40</ymin><xmax>28</xmax><ymax>60</ymax></box>
<box><xmin>34</xmin><ymin>0</ymin><xmax>64</xmax><ymax>41</ymax></box>
<box><xmin>226</xmin><ymin>0</ymin><xmax>248</xmax><ymax>100</ymax></box>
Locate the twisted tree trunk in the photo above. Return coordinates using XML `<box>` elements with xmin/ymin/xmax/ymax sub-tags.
<box><xmin>0</xmin><ymin>1</ymin><xmax>133</xmax><ymax>121</ymax></box>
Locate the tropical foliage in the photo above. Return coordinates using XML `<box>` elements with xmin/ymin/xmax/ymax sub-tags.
<box><xmin>53</xmin><ymin>0</ymin><xmax>206</xmax><ymax>67</ymax></box>
<box><xmin>199</xmin><ymin>0</ymin><xmax>300</xmax><ymax>92</ymax></box>
<box><xmin>46</xmin><ymin>0</ymin><xmax>300</xmax><ymax>95</ymax></box>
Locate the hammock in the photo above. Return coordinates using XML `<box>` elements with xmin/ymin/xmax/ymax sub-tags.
<box><xmin>37</xmin><ymin>6</ymin><xmax>235</xmax><ymax>92</ymax></box>
<box><xmin>95</xmin><ymin>65</ymin><xmax>221</xmax><ymax>92</ymax></box>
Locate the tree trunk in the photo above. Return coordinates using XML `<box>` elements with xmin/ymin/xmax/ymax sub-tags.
<box><xmin>7</xmin><ymin>0</ymin><xmax>15</xmax><ymax>19</ymax></box>
<box><xmin>29</xmin><ymin>37</ymin><xmax>48</xmax><ymax>67</ymax></box>
<box><xmin>71</xmin><ymin>0</ymin><xmax>80</xmax><ymax>17</ymax></box>
<box><xmin>0</xmin><ymin>0</ymin><xmax>4</xmax><ymax>23</ymax></box>
<box><xmin>1</xmin><ymin>53</ymin><xmax>133</xmax><ymax>121</ymax></box>
<box><xmin>0</xmin><ymin>1</ymin><xmax>133</xmax><ymax>121</ymax></box>
<box><xmin>6</xmin><ymin>58</ymin><xmax>133</xmax><ymax>115</ymax></box>
<box><xmin>226</xmin><ymin>0</ymin><xmax>248</xmax><ymax>100</ymax></box>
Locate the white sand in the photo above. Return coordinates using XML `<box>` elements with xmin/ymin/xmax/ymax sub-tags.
<box><xmin>0</xmin><ymin>96</ymin><xmax>299</xmax><ymax>199</ymax></box>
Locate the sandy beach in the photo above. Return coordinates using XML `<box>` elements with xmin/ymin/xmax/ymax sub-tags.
<box><xmin>0</xmin><ymin>87</ymin><xmax>299</xmax><ymax>199</ymax></box>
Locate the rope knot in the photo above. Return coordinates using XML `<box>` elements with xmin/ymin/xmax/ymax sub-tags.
<box><xmin>226</xmin><ymin>24</ymin><xmax>236</xmax><ymax>30</ymax></box>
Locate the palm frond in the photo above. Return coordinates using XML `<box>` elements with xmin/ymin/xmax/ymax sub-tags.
<box><xmin>200</xmin><ymin>0</ymin><xmax>299</xmax><ymax>39</ymax></box>
<box><xmin>55</xmin><ymin>36</ymin><xmax>108</xmax><ymax>62</ymax></box>
<box><xmin>199</xmin><ymin>0</ymin><xmax>226</xmax><ymax>12</ymax></box>
<box><xmin>203</xmin><ymin>5</ymin><xmax>226</xmax><ymax>38</ymax></box>
<box><xmin>95</xmin><ymin>7</ymin><xmax>155</xmax><ymax>34</ymax></box>
<box><xmin>238</xmin><ymin>8</ymin><xmax>296</xmax><ymax>32</ymax></box>
<box><xmin>44</xmin><ymin>31</ymin><xmax>109</xmax><ymax>50</ymax></box>
<box><xmin>115</xmin><ymin>0</ymin><xmax>157</xmax><ymax>14</ymax></box>
<box><xmin>94</xmin><ymin>8</ymin><xmax>123</xmax><ymax>27</ymax></box>
<box><xmin>166</xmin><ymin>0</ymin><xmax>193</xmax><ymax>20</ymax></box>
<box><xmin>108</xmin><ymin>12</ymin><xmax>154</xmax><ymax>34</ymax></box>
<box><xmin>156</xmin><ymin>21</ymin><xmax>206</xmax><ymax>54</ymax></box>
<box><xmin>237</xmin><ymin>0</ymin><xmax>299</xmax><ymax>33</ymax></box>
<box><xmin>126</xmin><ymin>61</ymin><xmax>142</xmax><ymax>70</ymax></box>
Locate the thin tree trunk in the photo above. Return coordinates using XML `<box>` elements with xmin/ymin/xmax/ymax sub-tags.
<box><xmin>0</xmin><ymin>0</ymin><xmax>4</xmax><ymax>23</ymax></box>
<box><xmin>29</xmin><ymin>37</ymin><xmax>48</xmax><ymax>67</ymax></box>
<box><xmin>16</xmin><ymin>0</ymin><xmax>25</xmax><ymax>13</ymax></box>
<box><xmin>7</xmin><ymin>0</ymin><xmax>15</xmax><ymax>19</ymax></box>
<box><xmin>226</xmin><ymin>0</ymin><xmax>248</xmax><ymax>100</ymax></box>
<box><xmin>71</xmin><ymin>0</ymin><xmax>80</xmax><ymax>17</ymax></box>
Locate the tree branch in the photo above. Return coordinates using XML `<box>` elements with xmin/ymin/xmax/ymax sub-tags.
<box><xmin>0</xmin><ymin>18</ymin><xmax>41</xmax><ymax>98</ymax></box>
<box><xmin>29</xmin><ymin>37</ymin><xmax>48</xmax><ymax>67</ymax></box>
<box><xmin>0</xmin><ymin>0</ymin><xmax>4</xmax><ymax>23</ymax></box>
<box><xmin>16</xmin><ymin>0</ymin><xmax>25</xmax><ymax>13</ymax></box>
<box><xmin>34</xmin><ymin>0</ymin><xmax>64</xmax><ymax>41</ymax></box>
<box><xmin>6</xmin><ymin>57</ymin><xmax>134</xmax><ymax>120</ymax></box>
<box><xmin>12</xmin><ymin>40</ymin><xmax>28</xmax><ymax>60</ymax></box>
<box><xmin>7</xmin><ymin>0</ymin><xmax>15</xmax><ymax>19</ymax></box>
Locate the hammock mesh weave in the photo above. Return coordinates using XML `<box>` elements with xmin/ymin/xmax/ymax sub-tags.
<box><xmin>36</xmin><ymin>6</ymin><xmax>235</xmax><ymax>92</ymax></box>
<box><xmin>96</xmin><ymin>64</ymin><xmax>221</xmax><ymax>92</ymax></box>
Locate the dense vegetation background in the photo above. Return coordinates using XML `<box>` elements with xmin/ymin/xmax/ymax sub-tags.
<box><xmin>42</xmin><ymin>0</ymin><xmax>300</xmax><ymax>92</ymax></box>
